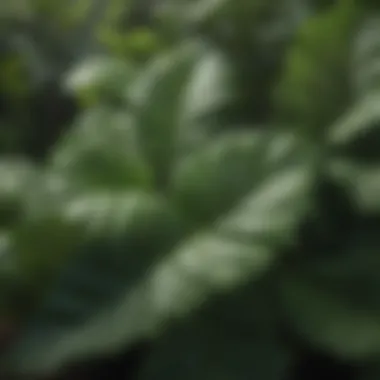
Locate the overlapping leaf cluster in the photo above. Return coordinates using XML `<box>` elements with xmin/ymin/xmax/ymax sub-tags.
<box><xmin>1</xmin><ymin>0</ymin><xmax>380</xmax><ymax>379</ymax></box>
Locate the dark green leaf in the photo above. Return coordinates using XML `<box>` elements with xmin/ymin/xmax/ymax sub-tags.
<box><xmin>274</xmin><ymin>0</ymin><xmax>359</xmax><ymax>132</ymax></box>
<box><xmin>5</xmin><ymin>190</ymin><xmax>183</xmax><ymax>374</ymax></box>
<box><xmin>280</xmin><ymin>223</ymin><xmax>380</xmax><ymax>359</ymax></box>
<box><xmin>139</xmin><ymin>279</ymin><xmax>292</xmax><ymax>380</ymax></box>
<box><xmin>328</xmin><ymin>94</ymin><xmax>380</xmax><ymax>213</ymax></box>
<box><xmin>0</xmin><ymin>159</ymin><xmax>37</xmax><ymax>228</ymax></box>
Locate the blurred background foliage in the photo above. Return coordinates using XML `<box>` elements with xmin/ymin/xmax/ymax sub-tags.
<box><xmin>0</xmin><ymin>0</ymin><xmax>380</xmax><ymax>379</ymax></box>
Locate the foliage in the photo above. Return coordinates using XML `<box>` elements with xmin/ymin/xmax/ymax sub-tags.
<box><xmin>1</xmin><ymin>0</ymin><xmax>380</xmax><ymax>379</ymax></box>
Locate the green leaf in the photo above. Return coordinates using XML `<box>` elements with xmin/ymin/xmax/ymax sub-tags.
<box><xmin>49</xmin><ymin>106</ymin><xmax>152</xmax><ymax>190</ymax></box>
<box><xmin>329</xmin><ymin>160</ymin><xmax>380</xmax><ymax>213</ymax></box>
<box><xmin>13</xmin><ymin>187</ymin><xmax>182</xmax><ymax>294</ymax></box>
<box><xmin>280</xmin><ymin>276</ymin><xmax>380</xmax><ymax>360</ymax></box>
<box><xmin>1</xmin><ymin>170</ymin><xmax>82</xmax><ymax>313</ymax></box>
<box><xmin>171</xmin><ymin>131</ymin><xmax>315</xmax><ymax>230</ymax></box>
<box><xmin>5</xmin><ymin>190</ymin><xmax>184</xmax><ymax>374</ymax></box>
<box><xmin>139</xmin><ymin>278</ymin><xmax>292</xmax><ymax>380</ymax></box>
<box><xmin>177</xmin><ymin>47</ymin><xmax>234</xmax><ymax>152</ymax></box>
<box><xmin>170</xmin><ymin>131</ymin><xmax>267</xmax><ymax>225</ymax></box>
<box><xmin>328</xmin><ymin>93</ymin><xmax>380</xmax><ymax>213</ymax></box>
<box><xmin>183</xmin><ymin>0</ymin><xmax>229</xmax><ymax>26</ymax></box>
<box><xmin>126</xmin><ymin>41</ymin><xmax>224</xmax><ymax>188</ymax></box>
<box><xmin>64</xmin><ymin>55</ymin><xmax>134</xmax><ymax>106</ymax></box>
<box><xmin>0</xmin><ymin>159</ymin><xmax>37</xmax><ymax>228</ymax></box>
<box><xmin>11</xmin><ymin>208</ymin><xmax>83</xmax><ymax>293</ymax></box>
<box><xmin>4</xmin><ymin>130</ymin><xmax>317</xmax><ymax>375</ymax></box>
<box><xmin>279</xmin><ymin>223</ymin><xmax>380</xmax><ymax>359</ymax></box>
<box><xmin>351</xmin><ymin>16</ymin><xmax>380</xmax><ymax>99</ymax></box>
<box><xmin>10</xmin><ymin>172</ymin><xmax>87</xmax><ymax>294</ymax></box>
<box><xmin>328</xmin><ymin>93</ymin><xmax>380</xmax><ymax>151</ymax></box>
<box><xmin>149</xmin><ymin>132</ymin><xmax>316</xmax><ymax>319</ymax></box>
<box><xmin>274</xmin><ymin>0</ymin><xmax>359</xmax><ymax>132</ymax></box>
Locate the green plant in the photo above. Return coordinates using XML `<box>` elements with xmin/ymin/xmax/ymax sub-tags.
<box><xmin>1</xmin><ymin>0</ymin><xmax>380</xmax><ymax>379</ymax></box>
